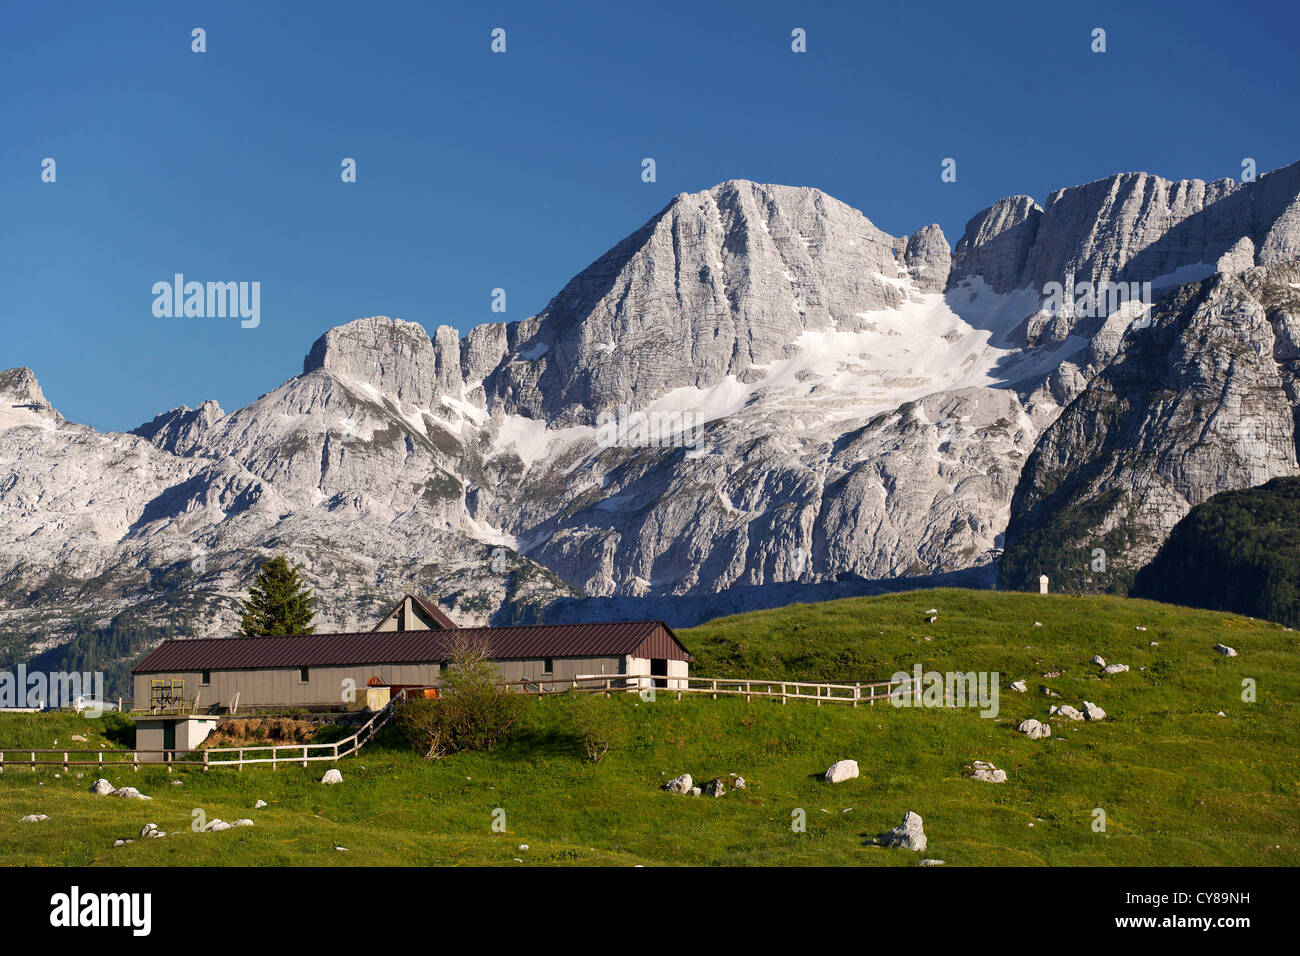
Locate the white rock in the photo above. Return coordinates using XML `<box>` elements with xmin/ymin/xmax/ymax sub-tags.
<box><xmin>688</xmin><ymin>787</ymin><xmax>702</xmax><ymax>797</ymax></box>
<box><xmin>733</xmin><ymin>777</ymin><xmax>746</xmax><ymax>790</ymax></box>
<box><xmin>879</xmin><ymin>811</ymin><xmax>927</xmax><ymax>851</ymax></box>
<box><xmin>254</xmin><ymin>799</ymin><xmax>268</xmax><ymax>809</ymax></box>
<box><xmin>1051</xmin><ymin>705</ymin><xmax>1084</xmax><ymax>721</ymax></box>
<box><xmin>824</xmin><ymin>759</ymin><xmax>860</xmax><ymax>783</ymax></box>
<box><xmin>966</xmin><ymin>760</ymin><xmax>1007</xmax><ymax>783</ymax></box>
<box><xmin>665</xmin><ymin>773</ymin><xmax>693</xmax><ymax>794</ymax></box>
<box><xmin>320</xmin><ymin>769</ymin><xmax>343</xmax><ymax>785</ymax></box>
<box><xmin>518</xmin><ymin>844</ymin><xmax>529</xmax><ymax>851</ymax></box>
<box><xmin>1103</xmin><ymin>663</ymin><xmax>1129</xmax><ymax>674</ymax></box>
<box><xmin>204</xmin><ymin>820</ymin><xmax>232</xmax><ymax>832</ymax></box>
<box><xmin>231</xmin><ymin>819</ymin><xmax>254</xmax><ymax>827</ymax></box>
<box><xmin>89</xmin><ymin>778</ymin><xmax>115</xmax><ymax>796</ymax></box>
<box><xmin>113</xmin><ymin>787</ymin><xmax>151</xmax><ymax>800</ymax></box>
<box><xmin>1090</xmin><ymin>655</ymin><xmax>1106</xmax><ymax>667</ymax></box>
<box><xmin>1018</xmin><ymin>718</ymin><xmax>1051</xmax><ymax>739</ymax></box>
<box><xmin>20</xmin><ymin>813</ymin><xmax>49</xmax><ymax>823</ymax></box>
<box><xmin>1010</xmin><ymin>680</ymin><xmax>1027</xmax><ymax>693</ymax></box>
<box><xmin>1081</xmin><ymin>700</ymin><xmax>1106</xmax><ymax>721</ymax></box>
<box><xmin>918</xmin><ymin>859</ymin><xmax>945</xmax><ymax>866</ymax></box>
<box><xmin>1214</xmin><ymin>643</ymin><xmax>1238</xmax><ymax>657</ymax></box>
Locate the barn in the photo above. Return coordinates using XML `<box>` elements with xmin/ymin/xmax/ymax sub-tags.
<box><xmin>131</xmin><ymin>594</ymin><xmax>692</xmax><ymax>715</ymax></box>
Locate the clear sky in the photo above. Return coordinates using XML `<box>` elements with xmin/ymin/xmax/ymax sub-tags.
<box><xmin>3</xmin><ymin>0</ymin><xmax>1297</xmax><ymax>432</ymax></box>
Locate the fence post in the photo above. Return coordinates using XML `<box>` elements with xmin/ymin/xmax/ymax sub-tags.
<box><xmin>238</xmin><ymin>748</ymin><xmax>244</xmax><ymax>772</ymax></box>
<box><xmin>203</xmin><ymin>750</ymin><xmax>209</xmax><ymax>773</ymax></box>
<box><xmin>712</xmin><ymin>680</ymin><xmax>717</xmax><ymax>700</ymax></box>
<box><xmin>302</xmin><ymin>745</ymin><xmax>308</xmax><ymax>769</ymax></box>
<box><xmin>30</xmin><ymin>751</ymin><xmax>35</xmax><ymax>772</ymax></box>
<box><xmin>854</xmin><ymin>683</ymin><xmax>860</xmax><ymax>709</ymax></box>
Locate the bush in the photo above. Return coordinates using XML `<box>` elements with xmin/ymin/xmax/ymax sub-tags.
<box><xmin>394</xmin><ymin>640</ymin><xmax>525</xmax><ymax>759</ymax></box>
<box><xmin>564</xmin><ymin>691</ymin><xmax>627</xmax><ymax>763</ymax></box>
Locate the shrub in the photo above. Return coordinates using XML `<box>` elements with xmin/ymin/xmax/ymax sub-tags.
<box><xmin>394</xmin><ymin>640</ymin><xmax>525</xmax><ymax>759</ymax></box>
<box><xmin>564</xmin><ymin>691</ymin><xmax>626</xmax><ymax>763</ymax></box>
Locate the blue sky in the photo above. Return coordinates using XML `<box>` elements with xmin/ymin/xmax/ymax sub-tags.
<box><xmin>2</xmin><ymin>0</ymin><xmax>1297</xmax><ymax>432</ymax></box>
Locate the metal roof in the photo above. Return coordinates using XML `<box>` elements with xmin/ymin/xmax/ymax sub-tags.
<box><xmin>133</xmin><ymin>621</ymin><xmax>692</xmax><ymax>674</ymax></box>
<box><xmin>371</xmin><ymin>593</ymin><xmax>460</xmax><ymax>631</ymax></box>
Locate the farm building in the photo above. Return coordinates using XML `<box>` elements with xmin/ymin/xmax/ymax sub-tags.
<box><xmin>131</xmin><ymin>594</ymin><xmax>692</xmax><ymax>715</ymax></box>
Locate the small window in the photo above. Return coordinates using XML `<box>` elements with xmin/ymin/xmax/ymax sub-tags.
<box><xmin>200</xmin><ymin>671</ymin><xmax>211</xmax><ymax>686</ymax></box>
<box><xmin>543</xmin><ymin>658</ymin><xmax>554</xmax><ymax>674</ymax></box>
<box><xmin>298</xmin><ymin>667</ymin><xmax>309</xmax><ymax>683</ymax></box>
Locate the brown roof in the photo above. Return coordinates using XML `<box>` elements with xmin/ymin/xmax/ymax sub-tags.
<box><xmin>133</xmin><ymin>621</ymin><xmax>692</xmax><ymax>674</ymax></box>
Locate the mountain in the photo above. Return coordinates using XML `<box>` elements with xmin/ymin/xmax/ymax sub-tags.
<box><xmin>4</xmin><ymin>162</ymin><xmax>1300</xmax><ymax>690</ymax></box>
<box><xmin>1131</xmin><ymin>476</ymin><xmax>1300</xmax><ymax>627</ymax></box>
<box><xmin>1001</xmin><ymin>260</ymin><xmax>1300</xmax><ymax>593</ymax></box>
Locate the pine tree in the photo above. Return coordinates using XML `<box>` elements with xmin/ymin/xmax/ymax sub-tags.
<box><xmin>239</xmin><ymin>555</ymin><xmax>317</xmax><ymax>636</ymax></box>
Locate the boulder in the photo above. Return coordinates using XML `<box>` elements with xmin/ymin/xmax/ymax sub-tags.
<box><xmin>1082</xmin><ymin>701</ymin><xmax>1107</xmax><ymax>721</ymax></box>
<box><xmin>688</xmin><ymin>787</ymin><xmax>702</xmax><ymax>797</ymax></box>
<box><xmin>733</xmin><ymin>776</ymin><xmax>747</xmax><ymax>790</ymax></box>
<box><xmin>665</xmin><ymin>773</ymin><xmax>693</xmax><ymax>794</ymax></box>
<box><xmin>879</xmin><ymin>811</ymin><xmax>927</xmax><ymax>852</ymax></box>
<box><xmin>204</xmin><ymin>819</ymin><xmax>232</xmax><ymax>832</ymax></box>
<box><xmin>139</xmin><ymin>823</ymin><xmax>166</xmax><ymax>839</ymax></box>
<box><xmin>702</xmin><ymin>778</ymin><xmax>727</xmax><ymax>798</ymax></box>
<box><xmin>1018</xmin><ymin>718</ymin><xmax>1051</xmax><ymax>739</ymax></box>
<box><xmin>1050</xmin><ymin>705</ymin><xmax>1084</xmax><ymax>721</ymax></box>
<box><xmin>113</xmin><ymin>787</ymin><xmax>151</xmax><ymax>800</ymax></box>
<box><xmin>254</xmin><ymin>799</ymin><xmax>268</xmax><ymax>809</ymax></box>
<box><xmin>824</xmin><ymin>759</ymin><xmax>860</xmax><ymax>783</ymax></box>
<box><xmin>918</xmin><ymin>859</ymin><xmax>945</xmax><ymax>866</ymax></box>
<box><xmin>1214</xmin><ymin>643</ymin><xmax>1238</xmax><ymax>657</ymax></box>
<box><xmin>89</xmin><ymin>778</ymin><xmax>115</xmax><ymax>796</ymax></box>
<box><xmin>20</xmin><ymin>813</ymin><xmax>49</xmax><ymax>823</ymax></box>
<box><xmin>231</xmin><ymin>819</ymin><xmax>254</xmax><ymax>827</ymax></box>
<box><xmin>965</xmin><ymin>760</ymin><xmax>1007</xmax><ymax>783</ymax></box>
<box><xmin>1089</xmin><ymin>655</ymin><xmax>1106</xmax><ymax>667</ymax></box>
<box><xmin>1103</xmin><ymin>663</ymin><xmax>1129</xmax><ymax>674</ymax></box>
<box><xmin>320</xmin><ymin>769</ymin><xmax>343</xmax><ymax>785</ymax></box>
<box><xmin>1010</xmin><ymin>680</ymin><xmax>1027</xmax><ymax>693</ymax></box>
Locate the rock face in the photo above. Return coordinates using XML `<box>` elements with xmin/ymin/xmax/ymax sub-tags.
<box><xmin>878</xmin><ymin>811</ymin><xmax>928</xmax><ymax>851</ymax></box>
<box><xmin>4</xmin><ymin>161</ymin><xmax>1300</xmax><ymax>680</ymax></box>
<box><xmin>1002</xmin><ymin>262</ymin><xmax>1300</xmax><ymax>594</ymax></box>
<box><xmin>824</xmin><ymin>759</ymin><xmax>860</xmax><ymax>783</ymax></box>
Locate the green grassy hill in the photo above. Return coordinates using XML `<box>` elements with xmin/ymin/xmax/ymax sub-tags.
<box><xmin>1</xmin><ymin>588</ymin><xmax>1296</xmax><ymax>866</ymax></box>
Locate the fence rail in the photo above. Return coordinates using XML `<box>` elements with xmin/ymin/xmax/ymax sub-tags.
<box><xmin>493</xmin><ymin>672</ymin><xmax>907</xmax><ymax>707</ymax></box>
<box><xmin>0</xmin><ymin>694</ymin><xmax>400</xmax><ymax>773</ymax></box>
<box><xmin>0</xmin><ymin>674</ymin><xmax>908</xmax><ymax>773</ymax></box>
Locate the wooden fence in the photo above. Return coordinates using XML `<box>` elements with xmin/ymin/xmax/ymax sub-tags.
<box><xmin>0</xmin><ymin>694</ymin><xmax>398</xmax><ymax>773</ymax></box>
<box><xmin>0</xmin><ymin>674</ymin><xmax>909</xmax><ymax>773</ymax></box>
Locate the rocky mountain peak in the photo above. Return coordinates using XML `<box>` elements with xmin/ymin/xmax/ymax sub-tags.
<box><xmin>0</xmin><ymin>367</ymin><xmax>60</xmax><ymax>431</ymax></box>
<box><xmin>302</xmin><ymin>315</ymin><xmax>450</xmax><ymax>410</ymax></box>
<box><xmin>485</xmin><ymin>178</ymin><xmax>923</xmax><ymax>423</ymax></box>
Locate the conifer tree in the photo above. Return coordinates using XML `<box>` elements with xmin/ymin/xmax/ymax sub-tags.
<box><xmin>239</xmin><ymin>555</ymin><xmax>317</xmax><ymax>636</ymax></box>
